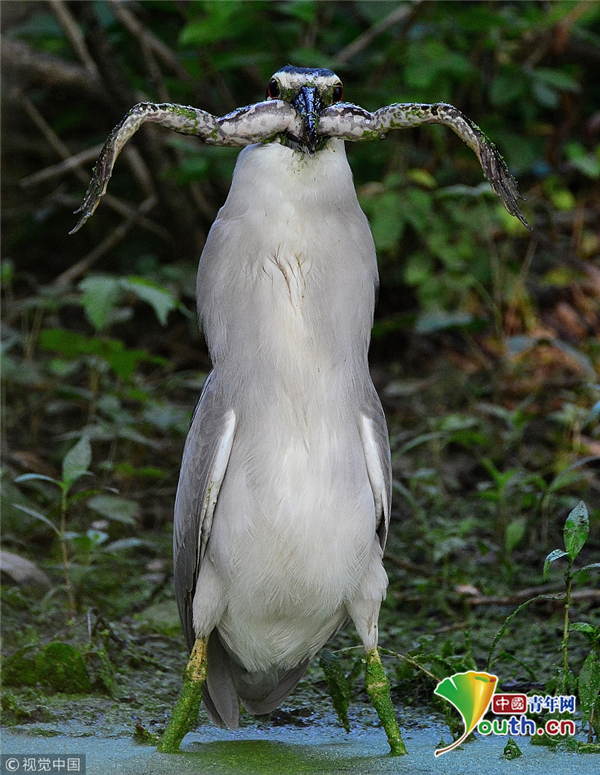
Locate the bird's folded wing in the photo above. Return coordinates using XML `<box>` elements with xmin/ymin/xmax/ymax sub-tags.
<box><xmin>173</xmin><ymin>371</ymin><xmax>236</xmax><ymax>651</ymax></box>
<box><xmin>359</xmin><ymin>408</ymin><xmax>392</xmax><ymax>550</ymax></box>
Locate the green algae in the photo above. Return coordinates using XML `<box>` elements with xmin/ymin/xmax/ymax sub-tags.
<box><xmin>3</xmin><ymin>642</ymin><xmax>92</xmax><ymax>694</ymax></box>
<box><xmin>364</xmin><ymin>648</ymin><xmax>407</xmax><ymax>756</ymax></box>
<box><xmin>35</xmin><ymin>642</ymin><xmax>92</xmax><ymax>694</ymax></box>
<box><xmin>184</xmin><ymin>739</ymin><xmax>362</xmax><ymax>775</ymax></box>
<box><xmin>3</xmin><ymin>645</ymin><xmax>39</xmax><ymax>687</ymax></box>
<box><xmin>319</xmin><ymin>649</ymin><xmax>351</xmax><ymax>732</ymax></box>
<box><xmin>502</xmin><ymin>737</ymin><xmax>523</xmax><ymax>759</ymax></box>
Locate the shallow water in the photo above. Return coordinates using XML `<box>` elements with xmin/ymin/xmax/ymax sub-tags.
<box><xmin>1</xmin><ymin>719</ymin><xmax>592</xmax><ymax>775</ymax></box>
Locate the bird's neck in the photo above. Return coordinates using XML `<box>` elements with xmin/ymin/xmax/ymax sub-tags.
<box><xmin>197</xmin><ymin>140</ymin><xmax>378</xmax><ymax>391</ymax></box>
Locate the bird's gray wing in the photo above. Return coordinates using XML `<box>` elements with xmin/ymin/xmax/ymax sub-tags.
<box><xmin>359</xmin><ymin>400</ymin><xmax>392</xmax><ymax>550</ymax></box>
<box><xmin>173</xmin><ymin>371</ymin><xmax>236</xmax><ymax>651</ymax></box>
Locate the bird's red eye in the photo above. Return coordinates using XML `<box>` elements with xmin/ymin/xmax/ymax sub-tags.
<box><xmin>267</xmin><ymin>79</ymin><xmax>281</xmax><ymax>99</ymax></box>
<box><xmin>332</xmin><ymin>85</ymin><xmax>344</xmax><ymax>102</ymax></box>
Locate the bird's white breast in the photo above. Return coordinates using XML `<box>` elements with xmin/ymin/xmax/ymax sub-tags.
<box><xmin>194</xmin><ymin>140</ymin><xmax>385</xmax><ymax>671</ymax></box>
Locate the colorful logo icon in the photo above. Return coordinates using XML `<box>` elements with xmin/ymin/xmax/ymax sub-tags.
<box><xmin>492</xmin><ymin>693</ymin><xmax>527</xmax><ymax>714</ymax></box>
<box><xmin>434</xmin><ymin>671</ymin><xmax>498</xmax><ymax>756</ymax></box>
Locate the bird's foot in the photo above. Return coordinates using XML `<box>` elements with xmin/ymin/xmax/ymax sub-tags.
<box><xmin>365</xmin><ymin>647</ymin><xmax>407</xmax><ymax>756</ymax></box>
<box><xmin>156</xmin><ymin>637</ymin><xmax>208</xmax><ymax>753</ymax></box>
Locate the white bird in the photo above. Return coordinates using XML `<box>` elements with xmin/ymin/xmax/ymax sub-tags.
<box><xmin>73</xmin><ymin>65</ymin><xmax>529</xmax><ymax>756</ymax></box>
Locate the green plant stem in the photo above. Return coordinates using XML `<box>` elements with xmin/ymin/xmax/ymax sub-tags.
<box><xmin>60</xmin><ymin>487</ymin><xmax>75</xmax><ymax>621</ymax></box>
<box><xmin>562</xmin><ymin>559</ymin><xmax>573</xmax><ymax>695</ymax></box>
<box><xmin>379</xmin><ymin>647</ymin><xmax>439</xmax><ymax>682</ymax></box>
<box><xmin>540</xmin><ymin>491</ymin><xmax>551</xmax><ymax>548</ymax></box>
<box><xmin>486</xmin><ymin>593</ymin><xmax>564</xmax><ymax>671</ymax></box>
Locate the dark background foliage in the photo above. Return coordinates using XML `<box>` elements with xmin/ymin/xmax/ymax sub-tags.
<box><xmin>1</xmin><ymin>0</ymin><xmax>599</xmax><ymax>742</ymax></box>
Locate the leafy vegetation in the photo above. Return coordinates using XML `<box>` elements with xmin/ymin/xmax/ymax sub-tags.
<box><xmin>2</xmin><ymin>0</ymin><xmax>599</xmax><ymax>751</ymax></box>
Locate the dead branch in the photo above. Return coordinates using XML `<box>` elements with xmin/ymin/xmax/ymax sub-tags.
<box><xmin>334</xmin><ymin>1</ymin><xmax>423</xmax><ymax>65</ymax></box>
<box><xmin>74</xmin><ymin>2</ymin><xmax>205</xmax><ymax>254</ymax></box>
<box><xmin>107</xmin><ymin>0</ymin><xmax>194</xmax><ymax>85</ymax></box>
<box><xmin>1</xmin><ymin>37</ymin><xmax>105</xmax><ymax>98</ymax></box>
<box><xmin>16</xmin><ymin>91</ymin><xmax>170</xmax><ymax>243</ymax></box>
<box><xmin>122</xmin><ymin>146</ymin><xmax>155</xmax><ymax>199</ymax></box>
<box><xmin>466</xmin><ymin>588</ymin><xmax>600</xmax><ymax>606</ymax></box>
<box><xmin>47</xmin><ymin>0</ymin><xmax>100</xmax><ymax>78</ymax></box>
<box><xmin>20</xmin><ymin>145</ymin><xmax>104</xmax><ymax>188</ymax></box>
<box><xmin>53</xmin><ymin>196</ymin><xmax>158</xmax><ymax>287</ymax></box>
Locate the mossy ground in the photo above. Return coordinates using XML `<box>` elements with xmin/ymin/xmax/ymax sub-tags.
<box><xmin>2</xmin><ymin>546</ymin><xmax>598</xmax><ymax>745</ymax></box>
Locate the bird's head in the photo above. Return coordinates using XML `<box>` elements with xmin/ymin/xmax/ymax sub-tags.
<box><xmin>265</xmin><ymin>65</ymin><xmax>344</xmax><ymax>155</ymax></box>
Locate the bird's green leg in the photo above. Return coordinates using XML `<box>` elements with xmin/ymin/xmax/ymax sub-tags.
<box><xmin>365</xmin><ymin>647</ymin><xmax>407</xmax><ymax>756</ymax></box>
<box><xmin>157</xmin><ymin>637</ymin><xmax>208</xmax><ymax>753</ymax></box>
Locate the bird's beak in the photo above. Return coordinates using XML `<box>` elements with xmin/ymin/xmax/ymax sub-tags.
<box><xmin>293</xmin><ymin>85</ymin><xmax>322</xmax><ymax>154</ymax></box>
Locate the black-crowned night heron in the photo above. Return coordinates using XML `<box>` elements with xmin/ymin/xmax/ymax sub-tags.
<box><xmin>73</xmin><ymin>65</ymin><xmax>529</xmax><ymax>755</ymax></box>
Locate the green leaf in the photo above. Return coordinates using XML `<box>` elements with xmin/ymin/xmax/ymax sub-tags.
<box><xmin>179</xmin><ymin>1</ymin><xmax>244</xmax><ymax>48</ymax></box>
<box><xmin>78</xmin><ymin>275</ymin><xmax>121</xmax><ymax>331</ymax></box>
<box><xmin>87</xmin><ymin>494</ymin><xmax>139</xmax><ymax>525</ymax></box>
<box><xmin>280</xmin><ymin>0</ymin><xmax>317</xmax><ymax>23</ymax></box>
<box><xmin>543</xmin><ymin>548</ymin><xmax>568</xmax><ymax>580</ymax></box>
<box><xmin>415</xmin><ymin>311</ymin><xmax>475</xmax><ymax>334</ymax></box>
<box><xmin>570</xmin><ymin>622</ymin><xmax>600</xmax><ymax>639</ymax></box>
<box><xmin>583</xmin><ymin>400</ymin><xmax>600</xmax><ymax>428</ymax></box>
<box><xmin>1</xmin><ymin>258</ymin><xmax>15</xmax><ymax>285</ymax></box>
<box><xmin>565</xmin><ymin>142</ymin><xmax>600</xmax><ymax>179</ymax></box>
<box><xmin>404</xmin><ymin>188</ymin><xmax>433</xmax><ymax>232</ymax></box>
<box><xmin>68</xmin><ymin>529</ymin><xmax>109</xmax><ymax>553</ymax></box>
<box><xmin>551</xmin><ymin>340</ymin><xmax>596</xmax><ymax>378</ymax></box>
<box><xmin>13</xmin><ymin>504</ymin><xmax>60</xmax><ymax>536</ymax></box>
<box><xmin>403</xmin><ymin>251</ymin><xmax>433</xmax><ymax>287</ymax></box>
<box><xmin>395</xmin><ymin>431</ymin><xmax>447</xmax><ymax>457</ymax></box>
<box><xmin>14</xmin><ymin>473</ymin><xmax>59</xmax><ymax>485</ymax></box>
<box><xmin>40</xmin><ymin>328</ymin><xmax>157</xmax><ymax>380</ymax></box>
<box><xmin>579</xmin><ymin>651</ymin><xmax>600</xmax><ymax>726</ymax></box>
<box><xmin>103</xmin><ymin>537</ymin><xmax>149</xmax><ymax>553</ymax></box>
<box><xmin>360</xmin><ymin>190</ymin><xmax>405</xmax><ymax>251</ymax></box>
<box><xmin>62</xmin><ymin>437</ymin><xmax>92</xmax><ymax>487</ymax></box>
<box><xmin>404</xmin><ymin>40</ymin><xmax>471</xmax><ymax>89</ymax></box>
<box><xmin>573</xmin><ymin>562</ymin><xmax>600</xmax><ymax>578</ymax></box>
<box><xmin>407</xmin><ymin>169</ymin><xmax>437</xmax><ymax>189</ymax></box>
<box><xmin>121</xmin><ymin>277</ymin><xmax>178</xmax><ymax>326</ymax></box>
<box><xmin>549</xmin><ymin>467</ymin><xmax>588</xmax><ymax>493</ymax></box>
<box><xmin>505</xmin><ymin>518</ymin><xmax>526</xmax><ymax>555</ymax></box>
<box><xmin>563</xmin><ymin>501</ymin><xmax>589</xmax><ymax>561</ymax></box>
<box><xmin>490</xmin><ymin>71</ymin><xmax>527</xmax><ymax>106</ymax></box>
<box><xmin>505</xmin><ymin>336</ymin><xmax>538</xmax><ymax>358</ymax></box>
<box><xmin>531</xmin><ymin>67</ymin><xmax>580</xmax><ymax>93</ymax></box>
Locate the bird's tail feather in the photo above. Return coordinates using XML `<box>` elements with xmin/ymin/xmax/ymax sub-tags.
<box><xmin>202</xmin><ymin>630</ymin><xmax>309</xmax><ymax>729</ymax></box>
<box><xmin>202</xmin><ymin>630</ymin><xmax>240</xmax><ymax>728</ymax></box>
